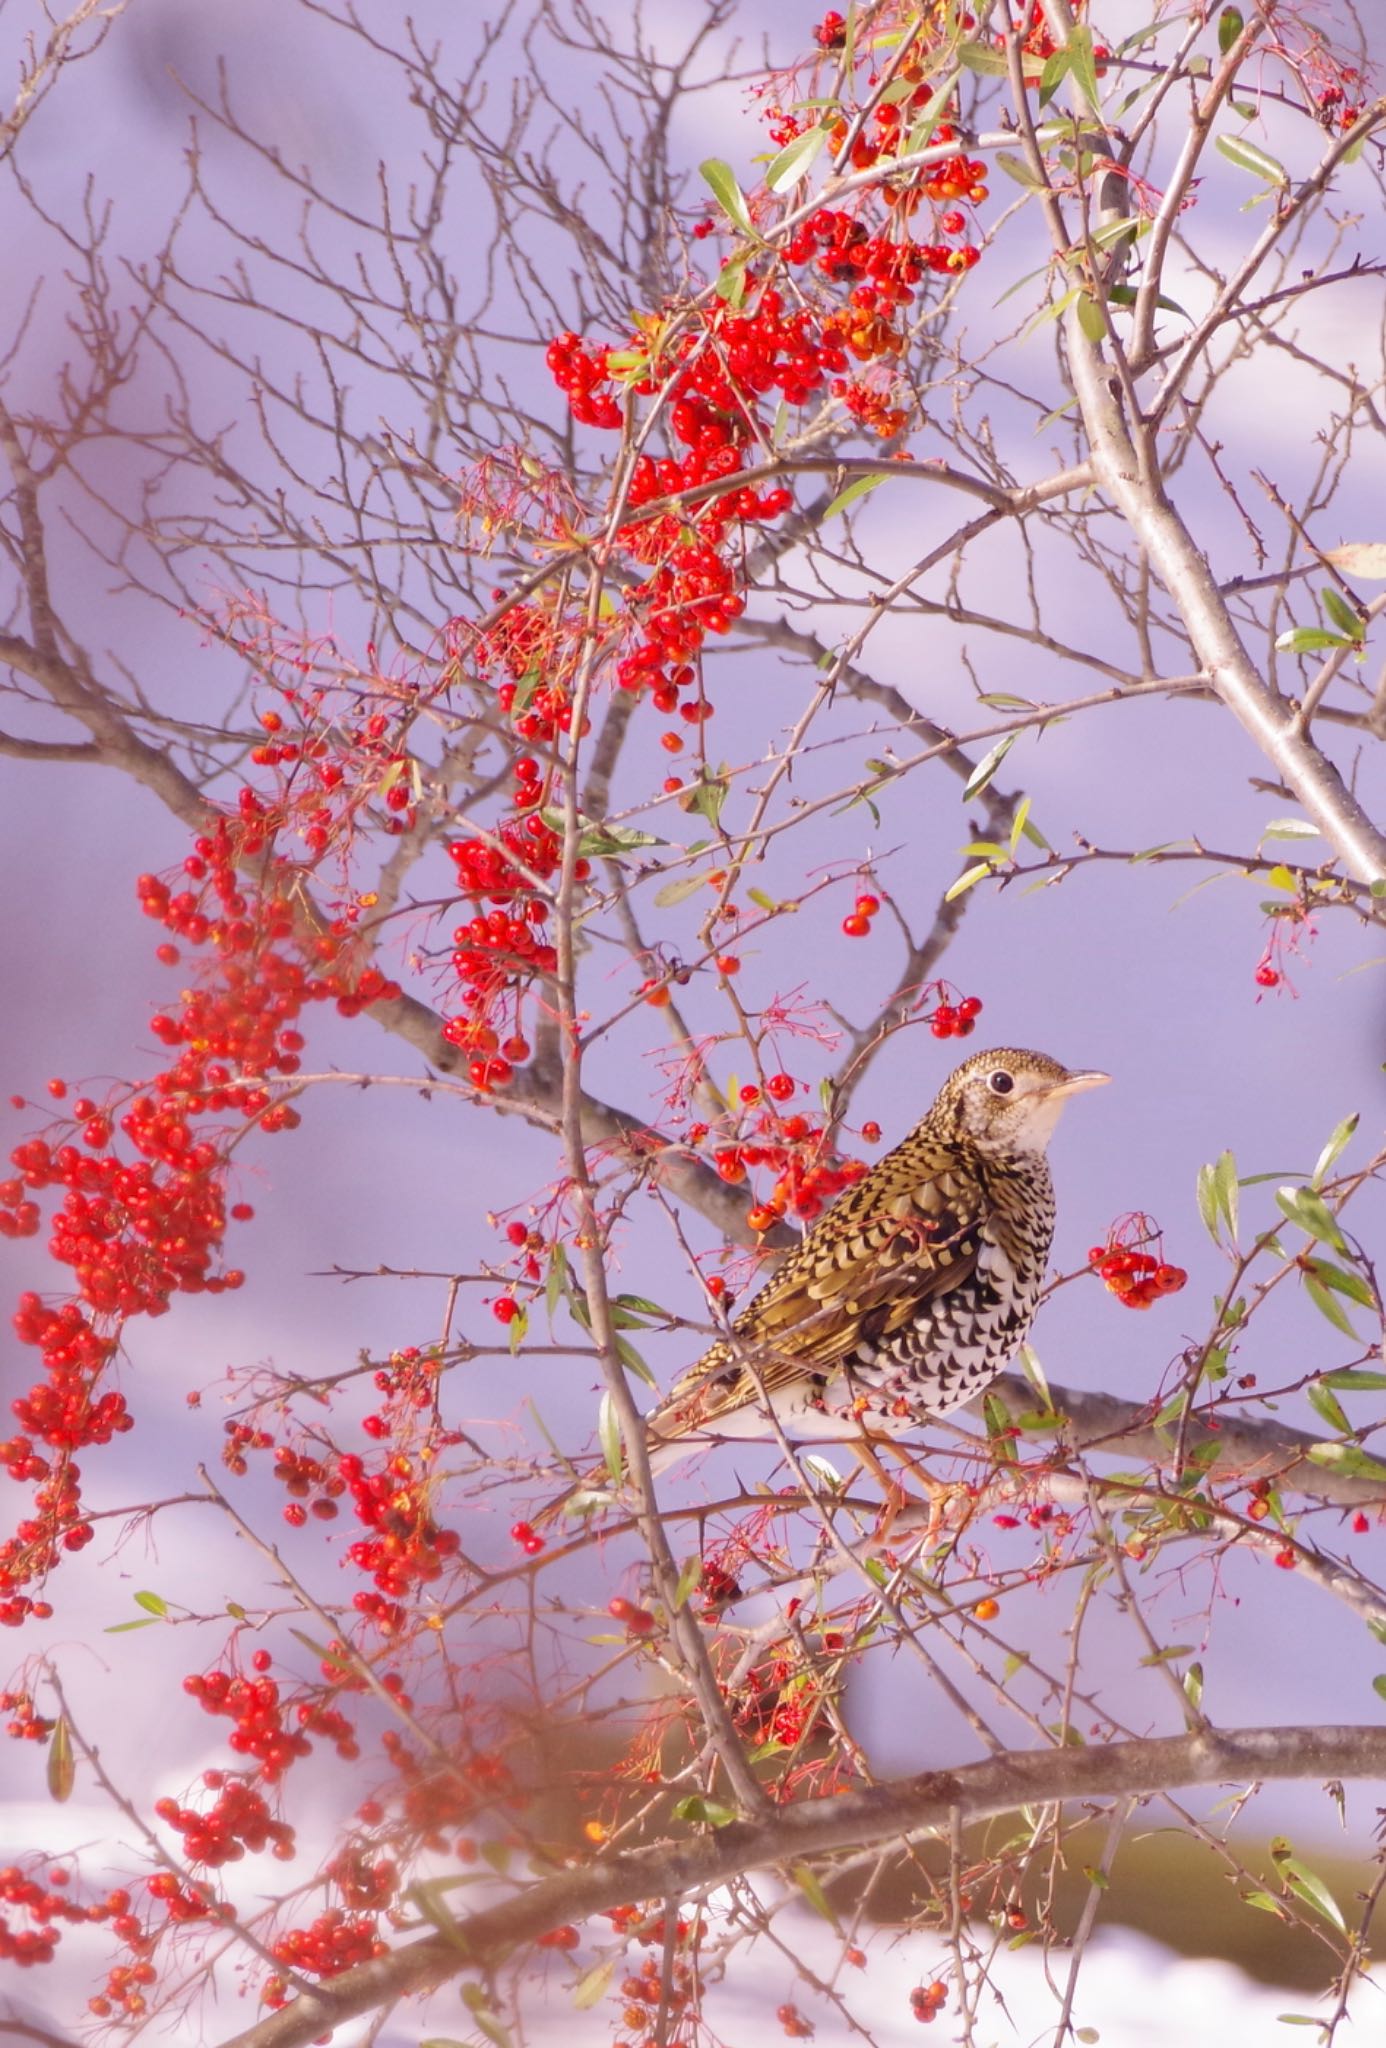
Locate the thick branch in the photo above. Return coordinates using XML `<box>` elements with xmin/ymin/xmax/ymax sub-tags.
<box><xmin>217</xmin><ymin>1721</ymin><xmax>1386</xmax><ymax>2048</ymax></box>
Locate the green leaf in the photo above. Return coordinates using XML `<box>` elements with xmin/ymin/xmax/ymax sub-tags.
<box><xmin>598</xmin><ymin>1390</ymin><xmax>622</xmax><ymax>1488</ymax></box>
<box><xmin>672</xmin><ymin>1794</ymin><xmax>737</xmax><ymax>1827</ymax></box>
<box><xmin>1306</xmin><ymin>1379</ymin><xmax>1352</xmax><ymax>1435</ymax></box>
<box><xmin>1075</xmin><ymin>291</ymin><xmax>1108</xmax><ymax>342</ymax></box>
<box><xmin>1275</xmin><ymin>626</ymin><xmax>1350</xmax><ymax>654</ymax></box>
<box><xmin>1216</xmin><ymin>132</ymin><xmax>1288</xmax><ymax>185</ymax></box>
<box><xmin>1197</xmin><ymin>1163</ymin><xmax>1220</xmax><ymax>1244</ymax></box>
<box><xmin>1140</xmin><ymin>1643</ymin><xmax>1195</xmax><ymax>1665</ymax></box>
<box><xmin>578</xmin><ymin>822</ymin><xmax>662</xmax><ymax>858</ymax></box>
<box><xmin>1243</xmin><ymin>1890</ymin><xmax>1286</xmax><ymax>1916</ymax></box>
<box><xmin>962</xmin><ymin>732</ymin><xmax>1018</xmax><ymax>803</ymax></box>
<box><xmin>1217</xmin><ymin>7</ymin><xmax>1244</xmax><ymax>54</ymax></box>
<box><xmin>792</xmin><ymin>1863</ymin><xmax>837</xmax><ymax>1923</ymax></box>
<box><xmin>134</xmin><ymin>1590</ymin><xmax>169</xmax><ymax>1617</ymax></box>
<box><xmin>1037</xmin><ymin>49</ymin><xmax>1069</xmax><ymax>108</ymax></box>
<box><xmin>1322</xmin><ymin>1367</ymin><xmax>1386</xmax><ymax>1391</ymax></box>
<box><xmin>1373</xmin><ymin>1675</ymin><xmax>1386</xmax><ymax>1701</ymax></box>
<box><xmin>653</xmin><ymin>872</ymin><xmax>710</xmax><ymax>909</ymax></box>
<box><xmin>613</xmin><ymin>1293</ymin><xmax>670</xmax><ymax>1319</ymax></box>
<box><xmin>699</xmin><ymin>157</ymin><xmax>753</xmax><ymax>234</ymax></box>
<box><xmin>573</xmin><ymin>1960</ymin><xmax>615</xmax><ymax>2011</ymax></box>
<box><xmin>545</xmin><ymin>1240</ymin><xmax>567</xmax><ymax>1323</ymax></box>
<box><xmin>1277</xmin><ymin>1853</ymin><xmax>1346</xmax><ymax>1935</ymax></box>
<box><xmin>104</xmin><ymin>1617</ymin><xmax>159</xmax><ymax>1633</ymax></box>
<box><xmin>1183</xmin><ymin>1661</ymin><xmax>1204</xmax><ymax>1713</ymax></box>
<box><xmin>614</xmin><ymin>1335</ymin><xmax>656</xmax><ymax>1387</ymax></box>
<box><xmin>1065</xmin><ymin>23</ymin><xmax>1102</xmax><ymax>116</ymax></box>
<box><xmin>945</xmin><ymin>861</ymin><xmax>994</xmax><ymax>903</ymax></box>
<box><xmin>1276</xmin><ymin>1184</ymin><xmax>1348</xmax><ymax>1255</ymax></box>
<box><xmin>996</xmin><ymin>150</ymin><xmax>1051</xmax><ymax>191</ymax></box>
<box><xmin>672</xmin><ymin>1555</ymin><xmax>702</xmax><ymax>1611</ymax></box>
<box><xmin>1307</xmin><ymin>1442</ymin><xmax>1386</xmax><ymax>1484</ymax></box>
<box><xmin>1304</xmin><ymin>1274</ymin><xmax>1358</xmax><ymax>1338</ymax></box>
<box><xmin>956</xmin><ymin>40</ymin><xmax>1008</xmax><ymax>76</ymax></box>
<box><xmin>983</xmin><ymin>1391</ymin><xmax>1017</xmax><ymax>1463</ymax></box>
<box><xmin>903</xmin><ymin>73</ymin><xmax>959</xmax><ymax>156</ymax></box>
<box><xmin>766</xmin><ymin>124</ymin><xmax>827</xmax><ymax>193</ymax></box>
<box><xmin>714</xmin><ymin>256</ymin><xmax>748</xmax><ymax>308</ymax></box>
<box><xmin>1017</xmin><ymin>1343</ymin><xmax>1053</xmax><ymax>1412</ymax></box>
<box><xmin>1320</xmin><ymin>586</ymin><xmax>1365</xmax><ymax>640</ymax></box>
<box><xmin>1008</xmin><ymin>796</ymin><xmax>1032</xmax><ymax>857</ymax></box>
<box><xmin>821</xmin><ymin>471</ymin><xmax>890</xmax><ymax>521</ymax></box>
<box><xmin>508</xmin><ymin>1304</ymin><xmax>528</xmax><ymax>1355</ymax></box>
<box><xmin>1312</xmin><ymin>1112</ymin><xmax>1359</xmax><ymax>1189</ymax></box>
<box><xmin>1214</xmin><ymin>1150</ymin><xmax>1240</xmax><ymax>1240</ymax></box>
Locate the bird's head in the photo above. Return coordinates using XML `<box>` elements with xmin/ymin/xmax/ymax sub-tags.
<box><xmin>937</xmin><ymin>1047</ymin><xmax>1109</xmax><ymax>1155</ymax></box>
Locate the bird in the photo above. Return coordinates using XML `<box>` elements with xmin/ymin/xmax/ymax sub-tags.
<box><xmin>540</xmin><ymin>1047</ymin><xmax>1108</xmax><ymax>1523</ymax></box>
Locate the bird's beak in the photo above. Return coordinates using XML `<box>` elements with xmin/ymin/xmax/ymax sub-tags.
<box><xmin>1044</xmin><ymin>1068</ymin><xmax>1110</xmax><ymax>1098</ymax></box>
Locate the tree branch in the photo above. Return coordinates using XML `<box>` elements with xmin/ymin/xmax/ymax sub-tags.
<box><xmin>216</xmin><ymin>1721</ymin><xmax>1386</xmax><ymax>2048</ymax></box>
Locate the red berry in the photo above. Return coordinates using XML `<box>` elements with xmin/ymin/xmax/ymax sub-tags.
<box><xmin>841</xmin><ymin>912</ymin><xmax>870</xmax><ymax>937</ymax></box>
<box><xmin>492</xmin><ymin>1296</ymin><xmax>520</xmax><ymax>1324</ymax></box>
<box><xmin>854</xmin><ymin>893</ymin><xmax>880</xmax><ymax>916</ymax></box>
<box><xmin>766</xmin><ymin>1072</ymin><xmax>796</xmax><ymax>1101</ymax></box>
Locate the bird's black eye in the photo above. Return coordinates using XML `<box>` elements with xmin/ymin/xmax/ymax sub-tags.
<box><xmin>987</xmin><ymin>1070</ymin><xmax>1015</xmax><ymax>1096</ymax></box>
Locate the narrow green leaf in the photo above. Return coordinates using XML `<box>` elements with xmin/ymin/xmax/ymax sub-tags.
<box><xmin>1075</xmin><ymin>292</ymin><xmax>1108</xmax><ymax>342</ymax></box>
<box><xmin>1196</xmin><ymin>1162</ymin><xmax>1220</xmax><ymax>1244</ymax></box>
<box><xmin>1038</xmin><ymin>49</ymin><xmax>1070</xmax><ymax>108</ymax></box>
<box><xmin>1281</xmin><ymin>1859</ymin><xmax>1346</xmax><ymax>1934</ymax></box>
<box><xmin>1304</xmin><ymin>1275</ymin><xmax>1357</xmax><ymax>1338</ymax></box>
<box><xmin>1320</xmin><ymin>586</ymin><xmax>1365</xmax><ymax>640</ymax></box>
<box><xmin>1065</xmin><ymin>24</ymin><xmax>1102</xmax><ymax>116</ymax></box>
<box><xmin>903</xmin><ymin>73</ymin><xmax>959</xmax><ymax>156</ymax></box>
<box><xmin>1306</xmin><ymin>1379</ymin><xmax>1351</xmax><ymax>1435</ymax></box>
<box><xmin>699</xmin><ymin>157</ymin><xmax>753</xmax><ymax>234</ymax></box>
<box><xmin>1009</xmin><ymin>796</ymin><xmax>1032</xmax><ymax>857</ymax></box>
<box><xmin>508</xmin><ymin>1304</ymin><xmax>528</xmax><ymax>1355</ymax></box>
<box><xmin>1183</xmin><ymin>1661</ymin><xmax>1204</xmax><ymax>1713</ymax></box>
<box><xmin>672</xmin><ymin>1555</ymin><xmax>702</xmax><ymax>1611</ymax></box>
<box><xmin>821</xmin><ymin>471</ymin><xmax>890</xmax><ymax>521</ymax></box>
<box><xmin>766</xmin><ymin>125</ymin><xmax>827</xmax><ymax>193</ymax></box>
<box><xmin>573</xmin><ymin>1960</ymin><xmax>615</xmax><ymax>2011</ymax></box>
<box><xmin>134</xmin><ymin>1590</ymin><xmax>169</xmax><ymax>1617</ymax></box>
<box><xmin>545</xmin><ymin>1240</ymin><xmax>568</xmax><ymax>1323</ymax></box>
<box><xmin>1276</xmin><ymin>624</ymin><xmax>1350</xmax><ymax>654</ymax></box>
<box><xmin>653</xmin><ymin>872</ymin><xmax>710</xmax><ymax>909</ymax></box>
<box><xmin>945</xmin><ymin>861</ymin><xmax>993</xmax><ymax>903</ymax></box>
<box><xmin>597</xmin><ymin>1390</ymin><xmax>622</xmax><ymax>1488</ymax></box>
<box><xmin>1216</xmin><ymin>132</ymin><xmax>1288</xmax><ymax>185</ymax></box>
<box><xmin>1312</xmin><ymin>1112</ymin><xmax>1359</xmax><ymax>1189</ymax></box>
<box><xmin>1372</xmin><ymin>1675</ymin><xmax>1386</xmax><ymax>1701</ymax></box>
<box><xmin>714</xmin><ymin>256</ymin><xmax>748</xmax><ymax>308</ymax></box>
<box><xmin>1217</xmin><ymin>8</ymin><xmax>1244</xmax><ymax>54</ymax></box>
<box><xmin>962</xmin><ymin>732</ymin><xmax>1018</xmax><ymax>803</ymax></box>
<box><xmin>1243</xmin><ymin>1890</ymin><xmax>1286</xmax><ymax>1916</ymax></box>
<box><xmin>996</xmin><ymin>150</ymin><xmax>1051</xmax><ymax>191</ymax></box>
<box><xmin>614</xmin><ymin>1335</ymin><xmax>656</xmax><ymax>1387</ymax></box>
<box><xmin>1276</xmin><ymin>1185</ymin><xmax>1348</xmax><ymax>1255</ymax></box>
<box><xmin>1322</xmin><ymin>1367</ymin><xmax>1386</xmax><ymax>1391</ymax></box>
<box><xmin>956</xmin><ymin>40</ymin><xmax>1008</xmax><ymax>76</ymax></box>
<box><xmin>104</xmin><ymin>1617</ymin><xmax>159</xmax><ymax>1633</ymax></box>
<box><xmin>1307</xmin><ymin>1442</ymin><xmax>1386</xmax><ymax>1484</ymax></box>
<box><xmin>1214</xmin><ymin>1149</ymin><xmax>1240</xmax><ymax>1240</ymax></box>
<box><xmin>792</xmin><ymin>1863</ymin><xmax>837</xmax><ymax>1923</ymax></box>
<box><xmin>1017</xmin><ymin>1343</ymin><xmax>1053</xmax><ymax>1412</ymax></box>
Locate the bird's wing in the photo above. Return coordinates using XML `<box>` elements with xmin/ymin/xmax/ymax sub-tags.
<box><xmin>652</xmin><ymin>1143</ymin><xmax>991</xmax><ymax>1438</ymax></box>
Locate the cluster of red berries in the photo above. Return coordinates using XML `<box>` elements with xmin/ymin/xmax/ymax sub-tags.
<box><xmin>608</xmin><ymin>1594</ymin><xmax>657</xmax><ymax>1635</ymax></box>
<box><xmin>700</xmin><ymin>1105</ymin><xmax>866</xmax><ymax>1231</ymax></box>
<box><xmin>443</xmin><ymin>816</ymin><xmax>577</xmax><ymax>1088</ymax></box>
<box><xmin>510</xmin><ymin>1519</ymin><xmax>546</xmax><ymax>1557</ymax></box>
<box><xmin>336</xmin><ymin>1451</ymin><xmax>462</xmax><ymax>1598</ymax></box>
<box><xmin>778</xmin><ymin>2002</ymin><xmax>815</xmax><ymax>2039</ymax></box>
<box><xmin>264</xmin><ymin>1909</ymin><xmax>389</xmax><ymax>1995</ymax></box>
<box><xmin>154</xmin><ymin>1771</ymin><xmax>295</xmax><ymax>1868</ymax></box>
<box><xmin>841</xmin><ymin>890</ymin><xmax>880</xmax><ymax>937</ymax></box>
<box><xmin>618</xmin><ymin>1952</ymin><xmax>695</xmax><ymax>2032</ymax></box>
<box><xmin>910</xmin><ymin>1980</ymin><xmax>949</xmax><ymax>2024</ymax></box>
<box><xmin>182</xmin><ymin>1669</ymin><xmax>354</xmax><ymax>1784</ymax></box>
<box><xmin>930</xmin><ymin>994</ymin><xmax>983</xmax><ymax>1039</ymax></box>
<box><xmin>1089</xmin><ymin>1222</ymin><xmax>1187</xmax><ymax>1311</ymax></box>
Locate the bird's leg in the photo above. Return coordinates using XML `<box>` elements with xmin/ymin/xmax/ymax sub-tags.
<box><xmin>848</xmin><ymin>1418</ymin><xmax>968</xmax><ymax>1554</ymax></box>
